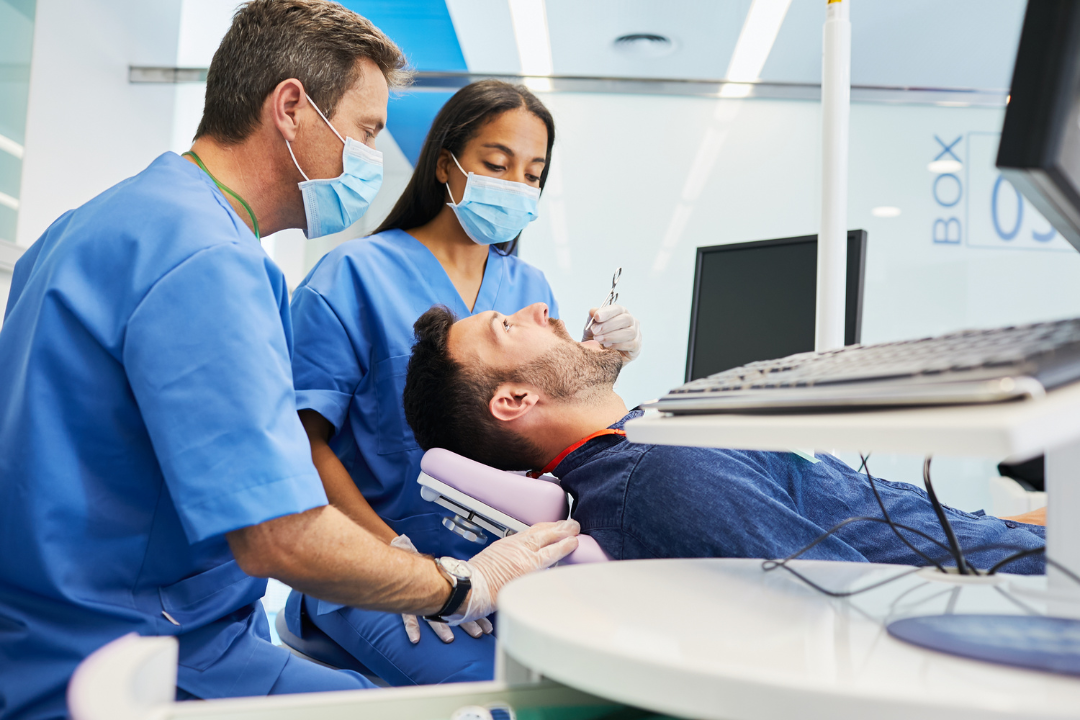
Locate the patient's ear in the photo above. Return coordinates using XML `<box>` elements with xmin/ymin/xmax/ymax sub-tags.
<box><xmin>489</xmin><ymin>383</ymin><xmax>539</xmax><ymax>423</ymax></box>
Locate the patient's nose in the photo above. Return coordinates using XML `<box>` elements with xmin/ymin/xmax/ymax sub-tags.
<box><xmin>515</xmin><ymin>303</ymin><xmax>549</xmax><ymax>326</ymax></box>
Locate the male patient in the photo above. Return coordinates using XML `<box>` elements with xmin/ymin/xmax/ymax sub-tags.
<box><xmin>402</xmin><ymin>303</ymin><xmax>1046</xmax><ymax>574</ymax></box>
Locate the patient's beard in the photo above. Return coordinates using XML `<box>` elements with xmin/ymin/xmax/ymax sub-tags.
<box><xmin>511</xmin><ymin>320</ymin><xmax>624</xmax><ymax>404</ymax></box>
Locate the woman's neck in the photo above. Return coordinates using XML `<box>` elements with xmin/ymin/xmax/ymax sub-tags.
<box><xmin>407</xmin><ymin>207</ymin><xmax>491</xmax><ymax>311</ymax></box>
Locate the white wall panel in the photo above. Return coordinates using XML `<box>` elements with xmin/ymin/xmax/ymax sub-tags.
<box><xmin>16</xmin><ymin>0</ymin><xmax>183</xmax><ymax>247</ymax></box>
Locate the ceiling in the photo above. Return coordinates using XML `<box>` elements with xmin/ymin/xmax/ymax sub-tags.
<box><xmin>180</xmin><ymin>0</ymin><xmax>1031</xmax><ymax>163</ymax></box>
<box><xmin>441</xmin><ymin>0</ymin><xmax>1026</xmax><ymax>88</ymax></box>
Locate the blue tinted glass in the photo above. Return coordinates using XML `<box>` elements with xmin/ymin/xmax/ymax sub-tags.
<box><xmin>0</xmin><ymin>0</ymin><xmax>35</xmax><ymax>243</ymax></box>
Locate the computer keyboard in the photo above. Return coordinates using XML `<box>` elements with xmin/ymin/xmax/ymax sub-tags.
<box><xmin>647</xmin><ymin>317</ymin><xmax>1080</xmax><ymax>414</ymax></box>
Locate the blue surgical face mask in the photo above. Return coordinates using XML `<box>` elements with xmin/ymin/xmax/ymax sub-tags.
<box><xmin>445</xmin><ymin>154</ymin><xmax>541</xmax><ymax>246</ymax></box>
<box><xmin>286</xmin><ymin>95</ymin><xmax>383</xmax><ymax>239</ymax></box>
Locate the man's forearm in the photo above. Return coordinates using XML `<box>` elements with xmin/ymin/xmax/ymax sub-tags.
<box><xmin>228</xmin><ymin>505</ymin><xmax>450</xmax><ymax>616</ymax></box>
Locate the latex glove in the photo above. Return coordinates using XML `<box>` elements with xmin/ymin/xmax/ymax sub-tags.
<box><xmin>582</xmin><ymin>303</ymin><xmax>642</xmax><ymax>361</ymax></box>
<box><xmin>390</xmin><ymin>534</ymin><xmax>494</xmax><ymax>643</ymax></box>
<box><xmin>447</xmin><ymin>520</ymin><xmax>580</xmax><ymax>626</ymax></box>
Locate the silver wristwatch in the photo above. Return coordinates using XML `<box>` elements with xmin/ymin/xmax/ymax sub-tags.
<box><xmin>424</xmin><ymin>556</ymin><xmax>473</xmax><ymax>622</ymax></box>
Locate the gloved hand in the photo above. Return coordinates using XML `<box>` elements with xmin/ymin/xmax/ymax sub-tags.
<box><xmin>447</xmin><ymin>520</ymin><xmax>580</xmax><ymax>626</ymax></box>
<box><xmin>582</xmin><ymin>304</ymin><xmax>642</xmax><ymax>361</ymax></box>
<box><xmin>390</xmin><ymin>534</ymin><xmax>493</xmax><ymax>643</ymax></box>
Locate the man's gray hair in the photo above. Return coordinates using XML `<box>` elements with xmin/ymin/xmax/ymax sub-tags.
<box><xmin>196</xmin><ymin>0</ymin><xmax>411</xmax><ymax>144</ymax></box>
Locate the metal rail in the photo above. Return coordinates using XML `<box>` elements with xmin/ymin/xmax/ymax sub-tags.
<box><xmin>128</xmin><ymin>66</ymin><xmax>1007</xmax><ymax>108</ymax></box>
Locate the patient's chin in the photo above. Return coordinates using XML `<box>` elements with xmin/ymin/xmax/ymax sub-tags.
<box><xmin>580</xmin><ymin>340</ymin><xmax>604</xmax><ymax>352</ymax></box>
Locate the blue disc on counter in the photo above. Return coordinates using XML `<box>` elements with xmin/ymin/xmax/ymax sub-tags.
<box><xmin>887</xmin><ymin>614</ymin><xmax>1080</xmax><ymax>676</ymax></box>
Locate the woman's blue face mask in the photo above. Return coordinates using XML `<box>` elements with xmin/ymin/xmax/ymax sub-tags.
<box><xmin>445</xmin><ymin>154</ymin><xmax>541</xmax><ymax>246</ymax></box>
<box><xmin>286</xmin><ymin>95</ymin><xmax>384</xmax><ymax>239</ymax></box>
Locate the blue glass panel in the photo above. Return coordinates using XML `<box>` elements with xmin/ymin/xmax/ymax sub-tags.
<box><xmin>339</xmin><ymin>1</ymin><xmax>466</xmax><ymax>167</ymax></box>
<box><xmin>0</xmin><ymin>0</ymin><xmax>34</xmax><ymax>243</ymax></box>
<box><xmin>338</xmin><ymin>0</ymin><xmax>467</xmax><ymax>71</ymax></box>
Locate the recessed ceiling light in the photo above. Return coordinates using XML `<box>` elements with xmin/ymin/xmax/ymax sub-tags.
<box><xmin>928</xmin><ymin>159</ymin><xmax>963</xmax><ymax>174</ymax></box>
<box><xmin>613</xmin><ymin>33</ymin><xmax>677</xmax><ymax>58</ymax></box>
<box><xmin>509</xmin><ymin>0</ymin><xmax>553</xmax><ymax>76</ymax></box>
<box><xmin>871</xmin><ymin>206</ymin><xmax>901</xmax><ymax>218</ymax></box>
<box><xmin>726</xmin><ymin>0</ymin><xmax>793</xmax><ymax>82</ymax></box>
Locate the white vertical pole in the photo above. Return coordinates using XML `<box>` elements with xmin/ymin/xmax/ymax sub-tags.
<box><xmin>816</xmin><ymin>0</ymin><xmax>851</xmax><ymax>352</ymax></box>
<box><xmin>1045</xmin><ymin>441</ymin><xmax>1080</xmax><ymax>606</ymax></box>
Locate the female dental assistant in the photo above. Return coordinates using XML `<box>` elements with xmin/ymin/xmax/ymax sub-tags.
<box><xmin>284</xmin><ymin>80</ymin><xmax>642</xmax><ymax>686</ymax></box>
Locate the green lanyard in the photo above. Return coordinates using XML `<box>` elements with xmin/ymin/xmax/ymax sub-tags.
<box><xmin>183</xmin><ymin>151</ymin><xmax>261</xmax><ymax>240</ymax></box>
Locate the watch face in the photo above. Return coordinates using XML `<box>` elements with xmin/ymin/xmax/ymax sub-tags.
<box><xmin>440</xmin><ymin>557</ymin><xmax>472</xmax><ymax>579</ymax></box>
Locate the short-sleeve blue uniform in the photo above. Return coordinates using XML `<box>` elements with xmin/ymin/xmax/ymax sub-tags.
<box><xmin>0</xmin><ymin>153</ymin><xmax>371</xmax><ymax>720</ymax></box>
<box><xmin>286</xmin><ymin>229</ymin><xmax>558</xmax><ymax>684</ymax></box>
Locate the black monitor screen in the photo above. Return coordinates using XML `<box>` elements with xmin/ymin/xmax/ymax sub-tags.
<box><xmin>685</xmin><ymin>231</ymin><xmax>866</xmax><ymax>382</ymax></box>
<box><xmin>998</xmin><ymin>0</ymin><xmax>1080</xmax><ymax>251</ymax></box>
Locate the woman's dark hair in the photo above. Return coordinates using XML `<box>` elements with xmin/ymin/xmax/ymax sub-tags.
<box><xmin>374</xmin><ymin>80</ymin><xmax>555</xmax><ymax>255</ymax></box>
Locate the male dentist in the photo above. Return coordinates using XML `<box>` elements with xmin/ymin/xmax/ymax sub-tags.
<box><xmin>0</xmin><ymin>2</ymin><xmax>578</xmax><ymax>717</ymax></box>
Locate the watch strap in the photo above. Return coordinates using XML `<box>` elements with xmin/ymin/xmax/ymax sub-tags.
<box><xmin>424</xmin><ymin>561</ymin><xmax>472</xmax><ymax>622</ymax></box>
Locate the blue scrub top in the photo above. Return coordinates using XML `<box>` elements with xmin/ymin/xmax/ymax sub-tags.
<box><xmin>290</xmin><ymin>229</ymin><xmax>558</xmax><ymax>566</ymax></box>
<box><xmin>0</xmin><ymin>153</ymin><xmax>328</xmax><ymax>717</ymax></box>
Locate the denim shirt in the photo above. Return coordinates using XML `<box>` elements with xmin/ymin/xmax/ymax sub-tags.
<box><xmin>555</xmin><ymin>410</ymin><xmax>1046</xmax><ymax>574</ymax></box>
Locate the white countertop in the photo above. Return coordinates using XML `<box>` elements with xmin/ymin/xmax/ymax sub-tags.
<box><xmin>497</xmin><ymin>558</ymin><xmax>1080</xmax><ymax>720</ymax></box>
<box><xmin>626</xmin><ymin>380</ymin><xmax>1080</xmax><ymax>459</ymax></box>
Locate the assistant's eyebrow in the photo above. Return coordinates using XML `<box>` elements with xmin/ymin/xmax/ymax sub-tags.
<box><xmin>481</xmin><ymin>143</ymin><xmax>547</xmax><ymax>167</ymax></box>
<box><xmin>482</xmin><ymin>143</ymin><xmax>516</xmax><ymax>157</ymax></box>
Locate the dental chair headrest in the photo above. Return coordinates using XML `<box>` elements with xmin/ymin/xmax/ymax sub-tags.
<box><xmin>420</xmin><ymin>448</ymin><xmax>569</xmax><ymax>525</ymax></box>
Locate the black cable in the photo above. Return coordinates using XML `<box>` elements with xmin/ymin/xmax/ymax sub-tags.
<box><xmin>940</xmin><ymin>541</ymin><xmax>1044</xmax><ymax>566</ymax></box>
<box><xmin>761</xmin><ymin>514</ymin><xmax>956</xmax><ymax>566</ymax></box>
<box><xmin>763</xmin><ymin>526</ymin><xmax>1060</xmax><ymax>597</ymax></box>
<box><xmin>760</xmin><ymin>454</ymin><xmax>1080</xmax><ymax>597</ymax></box>
<box><xmin>859</xmin><ymin>453</ymin><xmax>947</xmax><ymax>572</ymax></box>
<box><xmin>760</xmin><ymin>515</ymin><xmax>960</xmax><ymax>598</ymax></box>
<box><xmin>986</xmin><ymin>547</ymin><xmax>1046</xmax><ymax>575</ymax></box>
<box><xmin>764</xmin><ymin>563</ymin><xmax>923</xmax><ymax>598</ymax></box>
<box><xmin>988</xmin><ymin>549</ymin><xmax>1080</xmax><ymax>589</ymax></box>
<box><xmin>765</xmin><ymin>540</ymin><xmax>1001</xmax><ymax>597</ymax></box>
<box><xmin>920</xmin><ymin>456</ymin><xmax>973</xmax><ymax>575</ymax></box>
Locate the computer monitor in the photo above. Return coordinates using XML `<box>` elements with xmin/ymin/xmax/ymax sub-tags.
<box><xmin>684</xmin><ymin>230</ymin><xmax>866</xmax><ymax>382</ymax></box>
<box><xmin>997</xmin><ymin>0</ymin><xmax>1080</xmax><ymax>251</ymax></box>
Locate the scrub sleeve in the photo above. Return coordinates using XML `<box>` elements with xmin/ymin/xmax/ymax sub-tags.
<box><xmin>123</xmin><ymin>234</ymin><xmax>359</xmax><ymax>697</ymax></box>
